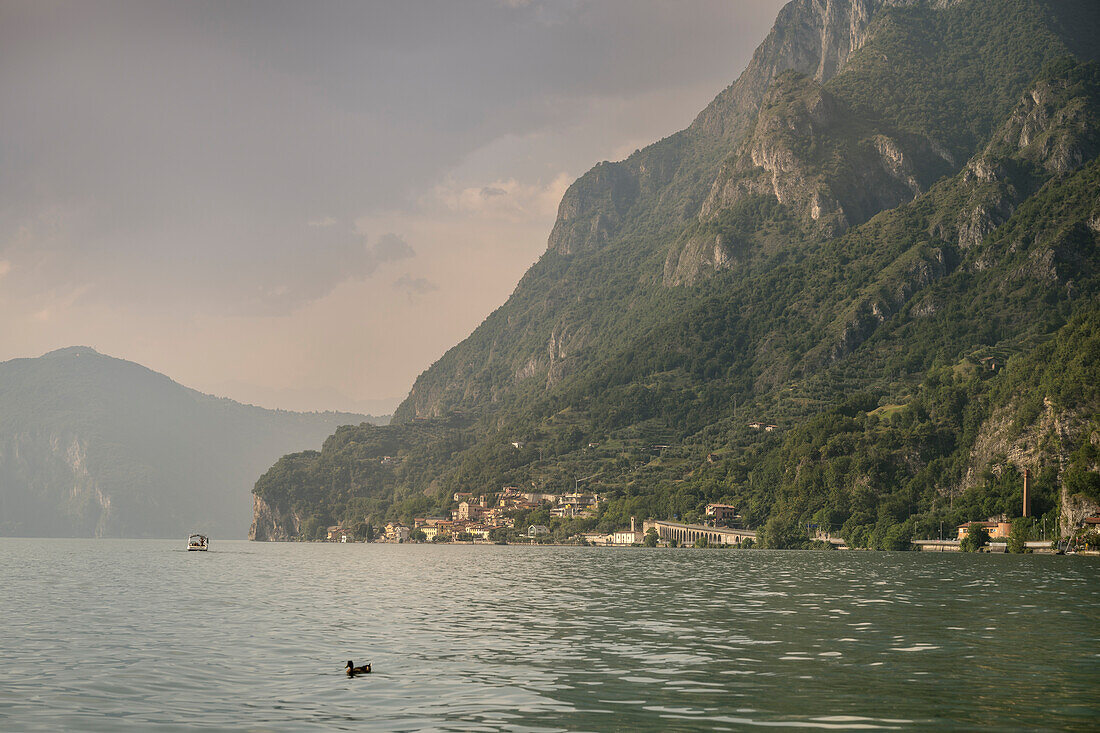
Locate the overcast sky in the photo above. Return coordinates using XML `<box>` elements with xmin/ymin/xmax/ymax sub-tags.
<box><xmin>1</xmin><ymin>0</ymin><xmax>785</xmax><ymax>414</ymax></box>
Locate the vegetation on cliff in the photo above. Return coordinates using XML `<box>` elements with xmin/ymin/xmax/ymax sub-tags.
<box><xmin>253</xmin><ymin>0</ymin><xmax>1099</xmax><ymax>545</ymax></box>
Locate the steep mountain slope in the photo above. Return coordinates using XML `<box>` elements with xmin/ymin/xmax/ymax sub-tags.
<box><xmin>0</xmin><ymin>347</ymin><xmax>381</xmax><ymax>538</ymax></box>
<box><xmin>253</xmin><ymin>0</ymin><xmax>1099</xmax><ymax>545</ymax></box>
<box><xmin>394</xmin><ymin>0</ymin><xmax>1097</xmax><ymax>422</ymax></box>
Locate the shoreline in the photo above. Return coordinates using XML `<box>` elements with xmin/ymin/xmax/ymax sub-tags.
<box><xmin>244</xmin><ymin>538</ymin><xmax>1100</xmax><ymax>555</ymax></box>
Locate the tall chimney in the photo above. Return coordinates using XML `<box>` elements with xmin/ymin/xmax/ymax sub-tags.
<box><xmin>631</xmin><ymin>516</ymin><xmax>636</xmax><ymax>533</ymax></box>
<box><xmin>1022</xmin><ymin>468</ymin><xmax>1031</xmax><ymax>518</ymax></box>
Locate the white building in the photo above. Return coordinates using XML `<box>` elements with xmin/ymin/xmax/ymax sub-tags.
<box><xmin>611</xmin><ymin>517</ymin><xmax>644</xmax><ymax>545</ymax></box>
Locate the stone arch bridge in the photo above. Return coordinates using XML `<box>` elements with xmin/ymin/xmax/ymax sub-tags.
<box><xmin>644</xmin><ymin>520</ymin><xmax>756</xmax><ymax>546</ymax></box>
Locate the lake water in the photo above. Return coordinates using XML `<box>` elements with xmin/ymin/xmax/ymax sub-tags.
<box><xmin>0</xmin><ymin>540</ymin><xmax>1097</xmax><ymax>731</ymax></box>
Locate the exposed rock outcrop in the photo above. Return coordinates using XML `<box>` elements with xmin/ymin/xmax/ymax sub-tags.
<box><xmin>663</xmin><ymin>232</ymin><xmax>742</xmax><ymax>287</ymax></box>
<box><xmin>248</xmin><ymin>494</ymin><xmax>302</xmax><ymax>541</ymax></box>
<box><xmin>959</xmin><ymin>398</ymin><xmax>1098</xmax><ymax>535</ymax></box>
<box><xmin>699</xmin><ymin>74</ymin><xmax>947</xmax><ymax>238</ymax></box>
<box><xmin>823</xmin><ymin>246</ymin><xmax>950</xmax><ymax>362</ymax></box>
<box><xmin>549</xmin><ymin>0</ymin><xmax>913</xmax><ymax>258</ymax></box>
<box><xmin>945</xmin><ymin>64</ymin><xmax>1100</xmax><ymax>249</ymax></box>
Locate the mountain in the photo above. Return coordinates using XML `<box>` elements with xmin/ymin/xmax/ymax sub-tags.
<box><xmin>0</xmin><ymin>347</ymin><xmax>384</xmax><ymax>538</ymax></box>
<box><xmin>252</xmin><ymin>0</ymin><xmax>1099</xmax><ymax>546</ymax></box>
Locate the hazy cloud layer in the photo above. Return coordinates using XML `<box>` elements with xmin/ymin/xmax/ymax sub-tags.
<box><xmin>0</xmin><ymin>0</ymin><xmax>785</xmax><ymax>411</ymax></box>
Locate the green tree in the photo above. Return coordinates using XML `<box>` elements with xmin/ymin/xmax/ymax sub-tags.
<box><xmin>760</xmin><ymin>514</ymin><xmax>808</xmax><ymax>549</ymax></box>
<box><xmin>960</xmin><ymin>523</ymin><xmax>990</xmax><ymax>552</ymax></box>
<box><xmin>300</xmin><ymin>515</ymin><xmax>326</xmax><ymax>541</ymax></box>
<box><xmin>877</xmin><ymin>520</ymin><xmax>914</xmax><ymax>551</ymax></box>
<box><xmin>643</xmin><ymin>528</ymin><xmax>659</xmax><ymax>547</ymax></box>
<box><xmin>1007</xmin><ymin>517</ymin><xmax>1032</xmax><ymax>553</ymax></box>
<box><xmin>409</xmin><ymin>529</ymin><xmax>427</xmax><ymax>542</ymax></box>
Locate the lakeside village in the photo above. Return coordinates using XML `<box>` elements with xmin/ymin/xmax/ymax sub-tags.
<box><xmin>325</xmin><ymin>487</ymin><xmax>664</xmax><ymax>547</ymax></box>
<box><xmin>323</xmin><ymin>478</ymin><xmax>1100</xmax><ymax>553</ymax></box>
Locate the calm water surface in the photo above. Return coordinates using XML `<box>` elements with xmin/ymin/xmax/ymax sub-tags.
<box><xmin>0</xmin><ymin>540</ymin><xmax>1097</xmax><ymax>731</ymax></box>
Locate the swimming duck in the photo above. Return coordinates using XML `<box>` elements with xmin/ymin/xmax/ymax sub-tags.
<box><xmin>345</xmin><ymin>660</ymin><xmax>371</xmax><ymax>676</ymax></box>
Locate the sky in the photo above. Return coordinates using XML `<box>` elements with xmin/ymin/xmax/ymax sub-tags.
<box><xmin>0</xmin><ymin>0</ymin><xmax>785</xmax><ymax>414</ymax></box>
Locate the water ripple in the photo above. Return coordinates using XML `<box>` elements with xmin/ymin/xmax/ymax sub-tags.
<box><xmin>0</xmin><ymin>540</ymin><xmax>1097</xmax><ymax>731</ymax></box>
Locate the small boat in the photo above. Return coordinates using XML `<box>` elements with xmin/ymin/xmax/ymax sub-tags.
<box><xmin>187</xmin><ymin>534</ymin><xmax>209</xmax><ymax>551</ymax></box>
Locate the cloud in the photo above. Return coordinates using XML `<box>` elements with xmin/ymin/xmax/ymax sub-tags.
<box><xmin>0</xmin><ymin>260</ymin><xmax>10</xmax><ymax>278</ymax></box>
<box><xmin>394</xmin><ymin>273</ymin><xmax>439</xmax><ymax>297</ymax></box>
<box><xmin>0</xmin><ymin>0</ymin><xmax>785</xmax><ymax>408</ymax></box>
<box><xmin>372</xmin><ymin>233</ymin><xmax>416</xmax><ymax>265</ymax></box>
<box><xmin>244</xmin><ymin>228</ymin><xmax>416</xmax><ymax>314</ymax></box>
<box><xmin>423</xmin><ymin>174</ymin><xmax>571</xmax><ymax>225</ymax></box>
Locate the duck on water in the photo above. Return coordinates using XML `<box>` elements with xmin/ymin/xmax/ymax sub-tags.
<box><xmin>345</xmin><ymin>660</ymin><xmax>371</xmax><ymax>676</ymax></box>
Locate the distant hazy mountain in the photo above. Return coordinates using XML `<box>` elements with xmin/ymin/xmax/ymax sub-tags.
<box><xmin>0</xmin><ymin>347</ymin><xmax>385</xmax><ymax>538</ymax></box>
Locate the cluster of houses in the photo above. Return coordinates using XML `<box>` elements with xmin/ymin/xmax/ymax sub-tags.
<box><xmin>323</xmin><ymin>489</ymin><xmax>751</xmax><ymax>546</ymax></box>
<box><xmin>327</xmin><ymin>486</ymin><xmax>606</xmax><ymax>543</ymax></box>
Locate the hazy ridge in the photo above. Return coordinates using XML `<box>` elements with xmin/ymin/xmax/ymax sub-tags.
<box><xmin>0</xmin><ymin>347</ymin><xmax>384</xmax><ymax>538</ymax></box>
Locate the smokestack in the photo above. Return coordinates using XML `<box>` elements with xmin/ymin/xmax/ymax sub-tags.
<box><xmin>631</xmin><ymin>516</ymin><xmax>636</xmax><ymax>533</ymax></box>
<box><xmin>1022</xmin><ymin>468</ymin><xmax>1031</xmax><ymax>518</ymax></box>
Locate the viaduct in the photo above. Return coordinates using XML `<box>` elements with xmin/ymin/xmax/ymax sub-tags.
<box><xmin>644</xmin><ymin>519</ymin><xmax>756</xmax><ymax>545</ymax></box>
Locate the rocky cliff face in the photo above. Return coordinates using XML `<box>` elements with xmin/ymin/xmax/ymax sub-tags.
<box><xmin>808</xmin><ymin>66</ymin><xmax>1100</xmax><ymax>365</ymax></box>
<box><xmin>962</xmin><ymin>398</ymin><xmax>1099</xmax><ymax>535</ymax></box>
<box><xmin>404</xmin><ymin>0</ymin><xmax>969</xmax><ymax>422</ymax></box>
<box><xmin>665</xmin><ymin>72</ymin><xmax>951</xmax><ymax>286</ymax></box>
<box><xmin>946</xmin><ymin>67</ymin><xmax>1100</xmax><ymax>251</ymax></box>
<box><xmin>548</xmin><ymin>0</ymin><xmax>908</xmax><ymax>259</ymax></box>
<box><xmin>0</xmin><ymin>429</ymin><xmax>115</xmax><ymax>537</ymax></box>
<box><xmin>248</xmin><ymin>494</ymin><xmax>302</xmax><ymax>541</ymax></box>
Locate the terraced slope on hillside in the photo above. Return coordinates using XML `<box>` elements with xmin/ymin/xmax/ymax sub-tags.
<box><xmin>252</xmin><ymin>0</ymin><xmax>1099</xmax><ymax>547</ymax></box>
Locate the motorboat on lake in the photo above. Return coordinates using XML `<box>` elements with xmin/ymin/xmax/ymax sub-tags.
<box><xmin>187</xmin><ymin>534</ymin><xmax>209</xmax><ymax>551</ymax></box>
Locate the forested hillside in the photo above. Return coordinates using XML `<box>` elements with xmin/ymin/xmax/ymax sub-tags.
<box><xmin>253</xmin><ymin>0</ymin><xmax>1099</xmax><ymax>546</ymax></box>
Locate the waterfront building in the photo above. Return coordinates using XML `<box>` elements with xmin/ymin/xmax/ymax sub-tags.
<box><xmin>611</xmin><ymin>529</ymin><xmax>643</xmax><ymax>544</ymax></box>
<box><xmin>384</xmin><ymin>522</ymin><xmax>411</xmax><ymax>543</ymax></box>
<box><xmin>957</xmin><ymin>520</ymin><xmax>1011</xmax><ymax>540</ymax></box>
<box><xmin>611</xmin><ymin>517</ymin><xmax>644</xmax><ymax>545</ymax></box>
<box><xmin>528</xmin><ymin>524</ymin><xmax>550</xmax><ymax>538</ymax></box>
<box><xmin>326</xmin><ymin>526</ymin><xmax>350</xmax><ymax>542</ymax></box>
